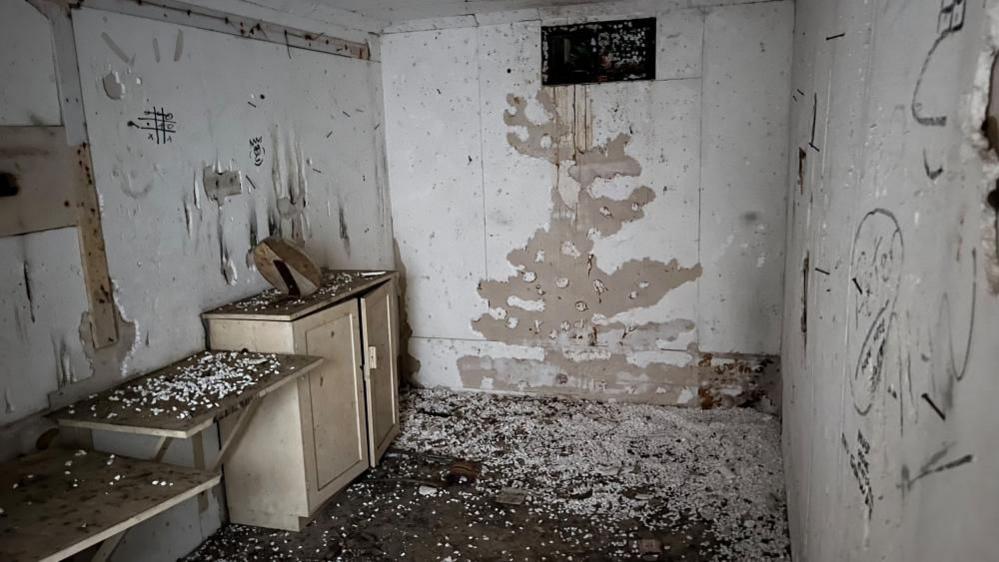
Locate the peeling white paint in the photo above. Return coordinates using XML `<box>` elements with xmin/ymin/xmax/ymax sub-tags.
<box><xmin>507</xmin><ymin>295</ymin><xmax>545</xmax><ymax>312</ymax></box>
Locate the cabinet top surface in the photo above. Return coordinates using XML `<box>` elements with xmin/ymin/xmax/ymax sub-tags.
<box><xmin>0</xmin><ymin>448</ymin><xmax>219</xmax><ymax>562</ymax></box>
<box><xmin>51</xmin><ymin>351</ymin><xmax>322</xmax><ymax>437</ymax></box>
<box><xmin>202</xmin><ymin>269</ymin><xmax>397</xmax><ymax>321</ymax></box>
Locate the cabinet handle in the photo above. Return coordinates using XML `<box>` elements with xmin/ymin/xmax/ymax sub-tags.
<box><xmin>368</xmin><ymin>346</ymin><xmax>378</xmax><ymax>370</ymax></box>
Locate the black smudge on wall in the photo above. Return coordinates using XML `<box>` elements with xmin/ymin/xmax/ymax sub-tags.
<box><xmin>22</xmin><ymin>261</ymin><xmax>34</xmax><ymax>323</ymax></box>
<box><xmin>338</xmin><ymin>193</ymin><xmax>351</xmax><ymax>256</ymax></box>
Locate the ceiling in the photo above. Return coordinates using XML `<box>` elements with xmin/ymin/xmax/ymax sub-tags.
<box><xmin>268</xmin><ymin>0</ymin><xmax>615</xmax><ymax>26</ymax></box>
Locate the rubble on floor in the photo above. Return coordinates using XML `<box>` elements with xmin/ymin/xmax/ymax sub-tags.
<box><xmin>185</xmin><ymin>388</ymin><xmax>790</xmax><ymax>561</ymax></box>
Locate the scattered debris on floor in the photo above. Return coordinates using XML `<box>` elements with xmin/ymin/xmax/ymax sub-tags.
<box><xmin>186</xmin><ymin>388</ymin><xmax>789</xmax><ymax>561</ymax></box>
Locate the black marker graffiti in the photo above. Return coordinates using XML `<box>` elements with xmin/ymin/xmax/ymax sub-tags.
<box><xmin>127</xmin><ymin>107</ymin><xmax>176</xmax><ymax>144</ymax></box>
<box><xmin>250</xmin><ymin>137</ymin><xmax>265</xmax><ymax>166</ymax></box>
<box><xmin>809</xmin><ymin>93</ymin><xmax>820</xmax><ymax>152</ymax></box>
<box><xmin>921</xmin><ymin>392</ymin><xmax>946</xmax><ymax>420</ymax></box>
<box><xmin>848</xmin><ymin>209</ymin><xmax>904</xmax><ymax>415</ymax></box>
<box><xmin>922</xmin><ymin>149</ymin><xmax>943</xmax><ymax>179</ymax></box>
<box><xmin>937</xmin><ymin>0</ymin><xmax>965</xmax><ymax>34</ymax></box>
<box><xmin>912</xmin><ymin>0</ymin><xmax>966</xmax><ymax>127</ymax></box>
<box><xmin>900</xmin><ymin>442</ymin><xmax>973</xmax><ymax>493</ymax></box>
<box><xmin>940</xmin><ymin>248</ymin><xmax>976</xmax><ymax>383</ymax></box>
<box><xmin>843</xmin><ymin>431</ymin><xmax>874</xmax><ymax>518</ymax></box>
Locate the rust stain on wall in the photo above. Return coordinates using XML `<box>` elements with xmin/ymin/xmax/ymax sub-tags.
<box><xmin>459</xmin><ymin>85</ymin><xmax>776</xmax><ymax>409</ymax></box>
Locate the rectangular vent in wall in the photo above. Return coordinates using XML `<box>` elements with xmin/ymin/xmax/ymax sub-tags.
<box><xmin>541</xmin><ymin>18</ymin><xmax>656</xmax><ymax>86</ymax></box>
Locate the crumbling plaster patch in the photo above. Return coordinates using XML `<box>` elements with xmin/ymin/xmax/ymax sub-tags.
<box><xmin>462</xmin><ymin>84</ymin><xmax>769</xmax><ymax>408</ymax></box>
<box><xmin>458</xmin><ymin>344</ymin><xmax>778</xmax><ymax>411</ymax></box>
<box><xmin>384</xmin><ymin>8</ymin><xmax>790</xmax><ymax>409</ymax></box>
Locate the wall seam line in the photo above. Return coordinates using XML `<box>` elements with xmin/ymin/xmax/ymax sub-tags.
<box><xmin>476</xmin><ymin>27</ymin><xmax>489</xmax><ymax>279</ymax></box>
<box><xmin>695</xmin><ymin>8</ymin><xmax>706</xmax><ymax>347</ymax></box>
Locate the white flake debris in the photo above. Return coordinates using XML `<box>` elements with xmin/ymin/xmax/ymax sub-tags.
<box><xmin>185</xmin><ymin>389</ymin><xmax>789</xmax><ymax>561</ymax></box>
<box><xmin>223</xmin><ymin>271</ymin><xmax>386</xmax><ymax>314</ymax></box>
<box><xmin>76</xmin><ymin>352</ymin><xmax>282</xmax><ymax>421</ymax></box>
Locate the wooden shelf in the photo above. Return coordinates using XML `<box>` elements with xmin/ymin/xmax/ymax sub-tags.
<box><xmin>0</xmin><ymin>448</ymin><xmax>220</xmax><ymax>562</ymax></box>
<box><xmin>51</xmin><ymin>351</ymin><xmax>322</xmax><ymax>438</ymax></box>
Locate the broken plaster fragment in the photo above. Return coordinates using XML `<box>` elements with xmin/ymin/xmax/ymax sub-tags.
<box><xmin>561</xmin><ymin>241</ymin><xmax>581</xmax><ymax>258</ymax></box>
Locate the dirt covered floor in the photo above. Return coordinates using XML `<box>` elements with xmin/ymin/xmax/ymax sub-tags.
<box><xmin>185</xmin><ymin>389</ymin><xmax>790</xmax><ymax>561</ymax></box>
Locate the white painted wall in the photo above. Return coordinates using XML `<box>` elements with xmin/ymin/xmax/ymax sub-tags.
<box><xmin>0</xmin><ymin>1</ymin><xmax>390</xmax><ymax>559</ymax></box>
<box><xmin>74</xmin><ymin>6</ymin><xmax>391</xmax><ymax>377</ymax></box>
<box><xmin>0</xmin><ymin>2</ymin><xmax>390</xmax><ymax>430</ymax></box>
<box><xmin>782</xmin><ymin>1</ymin><xmax>999</xmax><ymax>560</ymax></box>
<box><xmin>0</xmin><ymin>0</ymin><xmax>92</xmax><ymax>428</ymax></box>
<box><xmin>383</xmin><ymin>0</ymin><xmax>792</xmax><ymax>402</ymax></box>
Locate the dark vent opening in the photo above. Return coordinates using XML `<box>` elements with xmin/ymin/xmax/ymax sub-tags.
<box><xmin>542</xmin><ymin>18</ymin><xmax>656</xmax><ymax>86</ymax></box>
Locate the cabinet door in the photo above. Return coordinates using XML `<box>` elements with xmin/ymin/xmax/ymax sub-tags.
<box><xmin>360</xmin><ymin>279</ymin><xmax>401</xmax><ymax>466</ymax></box>
<box><xmin>295</xmin><ymin>299</ymin><xmax>368</xmax><ymax>498</ymax></box>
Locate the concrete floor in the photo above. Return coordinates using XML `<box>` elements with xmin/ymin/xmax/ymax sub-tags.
<box><xmin>185</xmin><ymin>389</ymin><xmax>789</xmax><ymax>561</ymax></box>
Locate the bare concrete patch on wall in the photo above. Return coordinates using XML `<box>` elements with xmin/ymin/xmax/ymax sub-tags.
<box><xmin>461</xmin><ymin>85</ymin><xmax>777</xmax><ymax>409</ymax></box>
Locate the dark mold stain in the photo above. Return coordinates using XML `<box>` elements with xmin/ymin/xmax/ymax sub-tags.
<box><xmin>337</xmin><ymin>195</ymin><xmax>351</xmax><ymax>256</ymax></box>
<box><xmin>23</xmin><ymin>261</ymin><xmax>35</xmax><ymax>323</ymax></box>
<box><xmin>393</xmin><ymin>239</ymin><xmax>422</xmax><ymax>380</ymax></box>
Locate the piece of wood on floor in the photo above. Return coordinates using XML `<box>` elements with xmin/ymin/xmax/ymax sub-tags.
<box><xmin>0</xmin><ymin>448</ymin><xmax>220</xmax><ymax>562</ymax></box>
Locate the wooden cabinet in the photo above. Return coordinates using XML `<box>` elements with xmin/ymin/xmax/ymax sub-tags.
<box><xmin>203</xmin><ymin>271</ymin><xmax>400</xmax><ymax>531</ymax></box>
<box><xmin>360</xmin><ymin>280</ymin><xmax>401</xmax><ymax>462</ymax></box>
